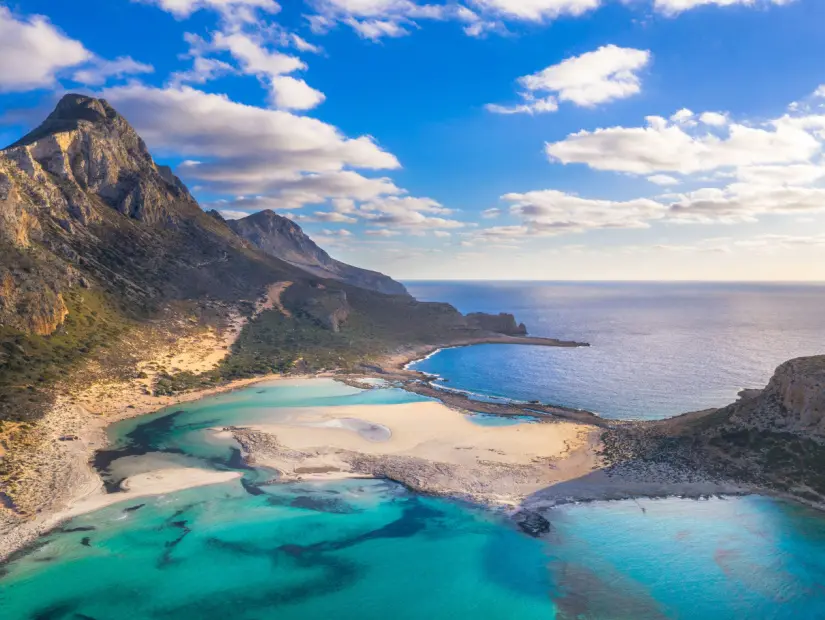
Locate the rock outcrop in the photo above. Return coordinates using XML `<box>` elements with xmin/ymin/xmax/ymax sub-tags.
<box><xmin>466</xmin><ymin>312</ymin><xmax>528</xmax><ymax>336</ymax></box>
<box><xmin>604</xmin><ymin>355</ymin><xmax>825</xmax><ymax>508</ymax></box>
<box><xmin>763</xmin><ymin>356</ymin><xmax>825</xmax><ymax>432</ymax></box>
<box><xmin>228</xmin><ymin>210</ymin><xmax>409</xmax><ymax>297</ymax></box>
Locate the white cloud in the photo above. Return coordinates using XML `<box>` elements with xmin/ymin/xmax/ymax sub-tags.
<box><xmin>346</xmin><ymin>17</ymin><xmax>410</xmax><ymax>39</ymax></box>
<box><xmin>647</xmin><ymin>174</ymin><xmax>680</xmax><ymax>186</ymax></box>
<box><xmin>296</xmin><ymin>211</ymin><xmax>358</xmax><ymax>223</ymax></box>
<box><xmin>134</xmin><ymin>0</ymin><xmax>280</xmax><ymax>19</ymax></box>
<box><xmin>102</xmin><ymin>85</ymin><xmax>399</xmax><ymax>201</ymax></box>
<box><xmin>734</xmin><ymin>163</ymin><xmax>825</xmax><ymax>186</ymax></box>
<box><xmin>500</xmin><ymin>189</ymin><xmax>667</xmax><ymax>235</ymax></box>
<box><xmin>670</xmin><ymin>108</ymin><xmax>695</xmax><ymax>125</ymax></box>
<box><xmin>270</xmin><ymin>76</ymin><xmax>326</xmax><ymax>110</ymax></box>
<box><xmin>699</xmin><ymin>111</ymin><xmax>728</xmax><ymax>126</ymax></box>
<box><xmin>361</xmin><ymin>195</ymin><xmax>465</xmax><ymax>229</ymax></box>
<box><xmin>653</xmin><ymin>0</ymin><xmax>792</xmax><ymax>17</ymax></box>
<box><xmin>433</xmin><ymin>230</ymin><xmax>452</xmax><ymax>238</ymax></box>
<box><xmin>365</xmin><ymin>228</ymin><xmax>402</xmax><ymax>237</ymax></box>
<box><xmin>168</xmin><ymin>56</ymin><xmax>236</xmax><ymax>86</ymax></box>
<box><xmin>469</xmin><ymin>0</ymin><xmax>601</xmax><ymax>21</ymax></box>
<box><xmin>486</xmin><ymin>95</ymin><xmax>558</xmax><ymax>115</ymax></box>
<box><xmin>72</xmin><ymin>56</ymin><xmax>154</xmax><ymax>86</ymax></box>
<box><xmin>667</xmin><ymin>183</ymin><xmax>825</xmax><ymax>223</ymax></box>
<box><xmin>291</xmin><ymin>34</ymin><xmax>322</xmax><ymax>54</ymax></box>
<box><xmin>488</xmin><ymin>45</ymin><xmax>650</xmax><ymax>114</ymax></box>
<box><xmin>213</xmin><ymin>32</ymin><xmax>305</xmax><ymax>77</ymax></box>
<box><xmin>218</xmin><ymin>209</ymin><xmax>255</xmax><ymax>219</ymax></box>
<box><xmin>0</xmin><ymin>7</ymin><xmax>91</xmax><ymax>92</ymax></box>
<box><xmin>546</xmin><ymin>113</ymin><xmax>821</xmax><ymax>174</ymax></box>
<box><xmin>815</xmin><ymin>85</ymin><xmax>825</xmax><ymax>99</ymax></box>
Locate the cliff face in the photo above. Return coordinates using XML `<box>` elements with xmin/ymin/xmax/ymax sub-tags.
<box><xmin>228</xmin><ymin>210</ymin><xmax>409</xmax><ymax>297</ymax></box>
<box><xmin>4</xmin><ymin>95</ymin><xmax>198</xmax><ymax>227</ymax></box>
<box><xmin>763</xmin><ymin>356</ymin><xmax>825</xmax><ymax>432</ymax></box>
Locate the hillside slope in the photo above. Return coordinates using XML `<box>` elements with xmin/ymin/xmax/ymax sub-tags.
<box><xmin>227</xmin><ymin>209</ymin><xmax>409</xmax><ymax>296</ymax></box>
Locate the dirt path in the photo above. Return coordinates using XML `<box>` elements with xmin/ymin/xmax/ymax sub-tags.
<box><xmin>256</xmin><ymin>281</ymin><xmax>293</xmax><ymax>318</ymax></box>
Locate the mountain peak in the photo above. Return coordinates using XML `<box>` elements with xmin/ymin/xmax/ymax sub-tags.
<box><xmin>7</xmin><ymin>94</ymin><xmax>122</xmax><ymax>149</ymax></box>
<box><xmin>229</xmin><ymin>211</ymin><xmax>409</xmax><ymax>296</ymax></box>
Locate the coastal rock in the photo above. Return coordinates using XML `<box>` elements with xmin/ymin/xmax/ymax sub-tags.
<box><xmin>512</xmin><ymin>509</ymin><xmax>552</xmax><ymax>537</ymax></box>
<box><xmin>465</xmin><ymin>312</ymin><xmax>528</xmax><ymax>336</ymax></box>
<box><xmin>764</xmin><ymin>356</ymin><xmax>825</xmax><ymax>432</ymax></box>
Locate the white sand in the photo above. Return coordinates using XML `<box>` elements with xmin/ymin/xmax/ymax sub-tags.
<box><xmin>64</xmin><ymin>468</ymin><xmax>241</xmax><ymax>518</ymax></box>
<box><xmin>236</xmin><ymin>401</ymin><xmax>600</xmax><ymax>504</ymax></box>
<box><xmin>252</xmin><ymin>402</ymin><xmax>589</xmax><ymax>467</ymax></box>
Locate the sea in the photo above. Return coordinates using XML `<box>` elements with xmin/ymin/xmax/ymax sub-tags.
<box><xmin>408</xmin><ymin>281</ymin><xmax>825</xmax><ymax>420</ymax></box>
<box><xmin>3</xmin><ymin>282</ymin><xmax>825</xmax><ymax>619</ymax></box>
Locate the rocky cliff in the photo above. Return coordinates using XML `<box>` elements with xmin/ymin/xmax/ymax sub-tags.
<box><xmin>228</xmin><ymin>210</ymin><xmax>409</xmax><ymax>297</ymax></box>
<box><xmin>603</xmin><ymin>355</ymin><xmax>825</xmax><ymax>508</ymax></box>
<box><xmin>466</xmin><ymin>312</ymin><xmax>528</xmax><ymax>336</ymax></box>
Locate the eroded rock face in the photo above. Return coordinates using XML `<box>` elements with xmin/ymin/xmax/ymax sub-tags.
<box><xmin>3</xmin><ymin>94</ymin><xmax>197</xmax><ymax>227</ymax></box>
<box><xmin>229</xmin><ymin>210</ymin><xmax>409</xmax><ymax>297</ymax></box>
<box><xmin>465</xmin><ymin>312</ymin><xmax>528</xmax><ymax>336</ymax></box>
<box><xmin>764</xmin><ymin>356</ymin><xmax>825</xmax><ymax>432</ymax></box>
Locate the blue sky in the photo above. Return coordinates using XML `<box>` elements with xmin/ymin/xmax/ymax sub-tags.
<box><xmin>2</xmin><ymin>0</ymin><xmax>825</xmax><ymax>280</ymax></box>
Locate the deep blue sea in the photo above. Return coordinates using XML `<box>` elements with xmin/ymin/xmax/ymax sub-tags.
<box><xmin>4</xmin><ymin>282</ymin><xmax>825</xmax><ymax>619</ymax></box>
<box><xmin>407</xmin><ymin>281</ymin><xmax>825</xmax><ymax>419</ymax></box>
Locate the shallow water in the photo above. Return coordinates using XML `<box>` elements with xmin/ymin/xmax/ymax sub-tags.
<box><xmin>3</xmin><ymin>379</ymin><xmax>825</xmax><ymax>619</ymax></box>
<box><xmin>407</xmin><ymin>281</ymin><xmax>825</xmax><ymax>419</ymax></box>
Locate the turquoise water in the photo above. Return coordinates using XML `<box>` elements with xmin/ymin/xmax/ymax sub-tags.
<box><xmin>3</xmin><ymin>380</ymin><xmax>825</xmax><ymax>618</ymax></box>
<box><xmin>407</xmin><ymin>281</ymin><xmax>825</xmax><ymax>419</ymax></box>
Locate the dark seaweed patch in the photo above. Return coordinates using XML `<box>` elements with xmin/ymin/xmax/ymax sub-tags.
<box><xmin>60</xmin><ymin>526</ymin><xmax>96</xmax><ymax>533</ymax></box>
<box><xmin>265</xmin><ymin>494</ymin><xmax>357</xmax><ymax>514</ymax></box>
<box><xmin>157</xmin><ymin>520</ymin><xmax>192</xmax><ymax>569</ymax></box>
<box><xmin>80</xmin><ymin>537</ymin><xmax>91</xmax><ymax>547</ymax></box>
<box><xmin>124</xmin><ymin>503</ymin><xmax>145</xmax><ymax>513</ymax></box>
<box><xmin>240</xmin><ymin>478</ymin><xmax>265</xmax><ymax>496</ymax></box>
<box><xmin>31</xmin><ymin>602</ymin><xmax>77</xmax><ymax>620</ymax></box>
<box><xmin>226</xmin><ymin>448</ymin><xmax>252</xmax><ymax>470</ymax></box>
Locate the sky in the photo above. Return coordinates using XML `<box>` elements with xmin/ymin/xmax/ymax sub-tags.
<box><xmin>2</xmin><ymin>0</ymin><xmax>825</xmax><ymax>280</ymax></box>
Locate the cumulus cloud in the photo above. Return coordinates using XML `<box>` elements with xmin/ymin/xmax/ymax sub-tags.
<box><xmin>102</xmin><ymin>84</ymin><xmax>399</xmax><ymax>201</ymax></box>
<box><xmin>487</xmin><ymin>45</ymin><xmax>650</xmax><ymax>114</ymax></box>
<box><xmin>0</xmin><ymin>7</ymin><xmax>91</xmax><ymax>92</ymax></box>
<box><xmin>647</xmin><ymin>174</ymin><xmax>680</xmax><ymax>186</ymax></box>
<box><xmin>72</xmin><ymin>56</ymin><xmax>154</xmax><ymax>86</ymax></box>
<box><xmin>361</xmin><ymin>195</ymin><xmax>465</xmax><ymax>230</ymax></box>
<box><xmin>699</xmin><ymin>111</ymin><xmax>728</xmax><ymax>126</ymax></box>
<box><xmin>270</xmin><ymin>75</ymin><xmax>326</xmax><ymax>110</ymax></box>
<box><xmin>304</xmin><ymin>0</ymin><xmax>796</xmax><ymax>39</ymax></box>
<box><xmin>546</xmin><ymin>112</ymin><xmax>822</xmax><ymax>174</ymax></box>
<box><xmin>469</xmin><ymin>0</ymin><xmax>601</xmax><ymax>21</ymax></box>
<box><xmin>667</xmin><ymin>183</ymin><xmax>825</xmax><ymax>223</ymax></box>
<box><xmin>500</xmin><ymin>189</ymin><xmax>667</xmax><ymax>235</ymax></box>
<box><xmin>134</xmin><ymin>0</ymin><xmax>281</xmax><ymax>19</ymax></box>
<box><xmin>653</xmin><ymin>0</ymin><xmax>791</xmax><ymax>17</ymax></box>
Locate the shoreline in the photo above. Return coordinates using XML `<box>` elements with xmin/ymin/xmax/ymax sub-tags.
<box><xmin>0</xmin><ymin>333</ymin><xmax>771</xmax><ymax>562</ymax></box>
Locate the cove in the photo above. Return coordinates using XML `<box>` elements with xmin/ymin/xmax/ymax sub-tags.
<box><xmin>2</xmin><ymin>378</ymin><xmax>825</xmax><ymax>619</ymax></box>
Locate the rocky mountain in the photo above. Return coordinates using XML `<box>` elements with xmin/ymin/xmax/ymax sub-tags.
<box><xmin>227</xmin><ymin>210</ymin><xmax>409</xmax><ymax>296</ymax></box>
<box><xmin>0</xmin><ymin>94</ymin><xmax>535</xmax><ymax>427</ymax></box>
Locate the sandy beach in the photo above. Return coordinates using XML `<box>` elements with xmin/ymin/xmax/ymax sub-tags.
<box><xmin>229</xmin><ymin>400</ymin><xmax>601</xmax><ymax>506</ymax></box>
